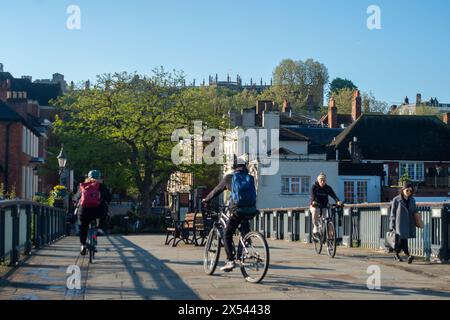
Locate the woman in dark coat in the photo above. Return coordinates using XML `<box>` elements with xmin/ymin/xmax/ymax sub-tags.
<box><xmin>389</xmin><ymin>182</ymin><xmax>417</xmax><ymax>264</ymax></box>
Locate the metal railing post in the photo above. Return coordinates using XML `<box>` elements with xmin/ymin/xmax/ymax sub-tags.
<box><xmin>25</xmin><ymin>204</ymin><xmax>32</xmax><ymax>255</ymax></box>
<box><xmin>271</xmin><ymin>211</ymin><xmax>278</xmax><ymax>240</ymax></box>
<box><xmin>442</xmin><ymin>204</ymin><xmax>450</xmax><ymax>262</ymax></box>
<box><xmin>11</xmin><ymin>205</ymin><xmax>19</xmax><ymax>265</ymax></box>
<box><xmin>0</xmin><ymin>208</ymin><xmax>5</xmax><ymax>263</ymax></box>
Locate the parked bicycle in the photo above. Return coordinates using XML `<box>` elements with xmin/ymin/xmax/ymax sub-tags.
<box><xmin>203</xmin><ymin>206</ymin><xmax>269</xmax><ymax>283</ymax></box>
<box><xmin>312</xmin><ymin>203</ymin><xmax>343</xmax><ymax>258</ymax></box>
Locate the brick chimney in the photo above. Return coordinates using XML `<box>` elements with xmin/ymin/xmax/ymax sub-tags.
<box><xmin>328</xmin><ymin>97</ymin><xmax>337</xmax><ymax>129</ymax></box>
<box><xmin>443</xmin><ymin>113</ymin><xmax>450</xmax><ymax>125</ymax></box>
<box><xmin>282</xmin><ymin>99</ymin><xmax>292</xmax><ymax>113</ymax></box>
<box><xmin>351</xmin><ymin>90</ymin><xmax>362</xmax><ymax>122</ymax></box>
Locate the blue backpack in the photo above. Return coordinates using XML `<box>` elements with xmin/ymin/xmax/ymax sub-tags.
<box><xmin>231</xmin><ymin>171</ymin><xmax>256</xmax><ymax>214</ymax></box>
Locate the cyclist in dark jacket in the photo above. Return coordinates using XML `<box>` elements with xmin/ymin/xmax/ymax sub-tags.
<box><xmin>310</xmin><ymin>172</ymin><xmax>342</xmax><ymax>238</ymax></box>
<box><xmin>74</xmin><ymin>170</ymin><xmax>112</xmax><ymax>255</ymax></box>
<box><xmin>202</xmin><ymin>161</ymin><xmax>256</xmax><ymax>272</ymax></box>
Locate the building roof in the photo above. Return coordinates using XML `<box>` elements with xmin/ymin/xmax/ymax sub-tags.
<box><xmin>339</xmin><ymin>162</ymin><xmax>384</xmax><ymax>176</ymax></box>
<box><xmin>270</xmin><ymin>147</ymin><xmax>300</xmax><ymax>156</ymax></box>
<box><xmin>280</xmin><ymin>113</ymin><xmax>317</xmax><ymax>125</ymax></box>
<box><xmin>330</xmin><ymin>114</ymin><xmax>450</xmax><ymax>161</ymax></box>
<box><xmin>9</xmin><ymin>78</ymin><xmax>61</xmax><ymax>106</ymax></box>
<box><xmin>279</xmin><ymin>128</ymin><xmax>310</xmax><ymax>141</ymax></box>
<box><xmin>0</xmin><ymin>100</ymin><xmax>24</xmax><ymax>121</ymax></box>
<box><xmin>290</xmin><ymin>127</ymin><xmax>344</xmax><ymax>146</ymax></box>
<box><xmin>0</xmin><ymin>72</ymin><xmax>14</xmax><ymax>82</ymax></box>
<box><xmin>0</xmin><ymin>100</ymin><xmax>41</xmax><ymax>136</ymax></box>
<box><xmin>319</xmin><ymin>114</ymin><xmax>354</xmax><ymax>127</ymax></box>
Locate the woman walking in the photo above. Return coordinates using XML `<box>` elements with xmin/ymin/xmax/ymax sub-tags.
<box><xmin>389</xmin><ymin>182</ymin><xmax>417</xmax><ymax>264</ymax></box>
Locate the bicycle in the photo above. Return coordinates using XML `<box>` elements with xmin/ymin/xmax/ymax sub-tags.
<box><xmin>203</xmin><ymin>206</ymin><xmax>269</xmax><ymax>283</ymax></box>
<box><xmin>87</xmin><ymin>219</ymin><xmax>98</xmax><ymax>263</ymax></box>
<box><xmin>312</xmin><ymin>203</ymin><xmax>343</xmax><ymax>258</ymax></box>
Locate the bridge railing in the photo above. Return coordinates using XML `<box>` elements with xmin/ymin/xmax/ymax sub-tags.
<box><xmin>256</xmin><ymin>202</ymin><xmax>450</xmax><ymax>262</ymax></box>
<box><xmin>0</xmin><ymin>200</ymin><xmax>67</xmax><ymax>266</ymax></box>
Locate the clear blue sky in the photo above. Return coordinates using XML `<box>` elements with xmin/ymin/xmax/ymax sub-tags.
<box><xmin>1</xmin><ymin>0</ymin><xmax>449</xmax><ymax>105</ymax></box>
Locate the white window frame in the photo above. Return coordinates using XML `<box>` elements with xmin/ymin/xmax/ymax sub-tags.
<box><xmin>399</xmin><ymin>162</ymin><xmax>424</xmax><ymax>182</ymax></box>
<box><xmin>281</xmin><ymin>176</ymin><xmax>310</xmax><ymax>195</ymax></box>
<box><xmin>343</xmin><ymin>179</ymin><xmax>368</xmax><ymax>204</ymax></box>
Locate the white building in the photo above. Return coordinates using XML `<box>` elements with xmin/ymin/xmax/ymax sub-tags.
<box><xmin>225</xmin><ymin>101</ymin><xmax>341</xmax><ymax>209</ymax></box>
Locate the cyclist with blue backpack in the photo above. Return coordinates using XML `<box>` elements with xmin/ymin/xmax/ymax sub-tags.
<box><xmin>202</xmin><ymin>157</ymin><xmax>257</xmax><ymax>272</ymax></box>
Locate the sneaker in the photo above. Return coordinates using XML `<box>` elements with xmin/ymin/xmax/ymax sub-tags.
<box><xmin>220</xmin><ymin>260</ymin><xmax>236</xmax><ymax>272</ymax></box>
<box><xmin>394</xmin><ymin>253</ymin><xmax>403</xmax><ymax>262</ymax></box>
<box><xmin>313</xmin><ymin>232</ymin><xmax>321</xmax><ymax>241</ymax></box>
<box><xmin>407</xmin><ymin>255</ymin><xmax>414</xmax><ymax>264</ymax></box>
<box><xmin>80</xmin><ymin>245</ymin><xmax>87</xmax><ymax>255</ymax></box>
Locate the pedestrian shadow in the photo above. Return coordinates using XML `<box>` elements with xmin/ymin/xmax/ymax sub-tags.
<box><xmin>262</xmin><ymin>274</ymin><xmax>450</xmax><ymax>298</ymax></box>
<box><xmin>95</xmin><ymin>235</ymin><xmax>200</xmax><ymax>300</ymax></box>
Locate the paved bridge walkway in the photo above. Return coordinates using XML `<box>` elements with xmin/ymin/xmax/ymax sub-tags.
<box><xmin>0</xmin><ymin>235</ymin><xmax>449</xmax><ymax>300</ymax></box>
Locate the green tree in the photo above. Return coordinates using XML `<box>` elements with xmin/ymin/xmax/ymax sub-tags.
<box><xmin>328</xmin><ymin>78</ymin><xmax>357</xmax><ymax>98</ymax></box>
<box><xmin>331</xmin><ymin>89</ymin><xmax>389</xmax><ymax>115</ymax></box>
<box><xmin>331</xmin><ymin>88</ymin><xmax>354</xmax><ymax>114</ymax></box>
<box><xmin>361</xmin><ymin>92</ymin><xmax>389</xmax><ymax>114</ymax></box>
<box><xmin>53</xmin><ymin>69</ymin><xmax>225</xmax><ymax>216</ymax></box>
<box><xmin>272</xmin><ymin>58</ymin><xmax>329</xmax><ymax>112</ymax></box>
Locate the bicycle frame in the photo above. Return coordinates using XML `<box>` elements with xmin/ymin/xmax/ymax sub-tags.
<box><xmin>207</xmin><ymin>207</ymin><xmax>250</xmax><ymax>259</ymax></box>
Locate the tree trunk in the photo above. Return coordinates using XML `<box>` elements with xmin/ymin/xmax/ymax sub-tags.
<box><xmin>139</xmin><ymin>187</ymin><xmax>152</xmax><ymax>218</ymax></box>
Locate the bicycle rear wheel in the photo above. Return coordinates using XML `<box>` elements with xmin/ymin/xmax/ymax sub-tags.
<box><xmin>204</xmin><ymin>227</ymin><xmax>221</xmax><ymax>275</ymax></box>
<box><xmin>240</xmin><ymin>232</ymin><xmax>269</xmax><ymax>283</ymax></box>
<box><xmin>89</xmin><ymin>231</ymin><xmax>94</xmax><ymax>263</ymax></box>
<box><xmin>326</xmin><ymin>221</ymin><xmax>337</xmax><ymax>258</ymax></box>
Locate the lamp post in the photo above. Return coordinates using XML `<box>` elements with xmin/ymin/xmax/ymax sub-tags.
<box><xmin>57</xmin><ymin>146</ymin><xmax>67</xmax><ymax>186</ymax></box>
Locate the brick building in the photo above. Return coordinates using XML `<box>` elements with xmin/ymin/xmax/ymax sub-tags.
<box><xmin>0</xmin><ymin>65</ymin><xmax>64</xmax><ymax>199</ymax></box>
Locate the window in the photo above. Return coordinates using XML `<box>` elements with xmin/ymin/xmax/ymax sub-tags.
<box><xmin>356</xmin><ymin>181</ymin><xmax>368</xmax><ymax>203</ymax></box>
<box><xmin>344</xmin><ymin>180</ymin><xmax>368</xmax><ymax>204</ymax></box>
<box><xmin>281</xmin><ymin>176</ymin><xmax>310</xmax><ymax>195</ymax></box>
<box><xmin>344</xmin><ymin>181</ymin><xmax>355</xmax><ymax>204</ymax></box>
<box><xmin>399</xmin><ymin>162</ymin><xmax>424</xmax><ymax>182</ymax></box>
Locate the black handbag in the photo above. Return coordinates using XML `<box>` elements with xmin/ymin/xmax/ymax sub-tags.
<box><xmin>385</xmin><ymin>231</ymin><xmax>396</xmax><ymax>250</ymax></box>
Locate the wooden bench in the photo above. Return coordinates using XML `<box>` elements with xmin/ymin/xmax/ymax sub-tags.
<box><xmin>165</xmin><ymin>212</ymin><xmax>207</xmax><ymax>247</ymax></box>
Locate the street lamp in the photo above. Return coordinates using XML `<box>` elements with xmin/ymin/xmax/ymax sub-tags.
<box><xmin>57</xmin><ymin>146</ymin><xmax>67</xmax><ymax>185</ymax></box>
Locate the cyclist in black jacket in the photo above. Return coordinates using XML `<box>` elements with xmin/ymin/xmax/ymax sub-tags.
<box><xmin>310</xmin><ymin>172</ymin><xmax>342</xmax><ymax>238</ymax></box>
<box><xmin>202</xmin><ymin>160</ymin><xmax>256</xmax><ymax>272</ymax></box>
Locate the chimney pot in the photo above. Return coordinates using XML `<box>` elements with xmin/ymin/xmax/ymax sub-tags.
<box><xmin>328</xmin><ymin>97</ymin><xmax>338</xmax><ymax>128</ymax></box>
<box><xmin>351</xmin><ymin>90</ymin><xmax>362</xmax><ymax>122</ymax></box>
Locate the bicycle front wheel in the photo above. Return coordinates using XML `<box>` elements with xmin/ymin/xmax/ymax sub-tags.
<box><xmin>313</xmin><ymin>225</ymin><xmax>323</xmax><ymax>254</ymax></box>
<box><xmin>240</xmin><ymin>232</ymin><xmax>269</xmax><ymax>284</ymax></box>
<box><xmin>204</xmin><ymin>227</ymin><xmax>221</xmax><ymax>275</ymax></box>
<box><xmin>326</xmin><ymin>221</ymin><xmax>337</xmax><ymax>258</ymax></box>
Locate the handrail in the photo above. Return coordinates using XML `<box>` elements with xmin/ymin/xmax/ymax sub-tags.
<box><xmin>255</xmin><ymin>202</ymin><xmax>449</xmax><ymax>262</ymax></box>
<box><xmin>258</xmin><ymin>202</ymin><xmax>448</xmax><ymax>212</ymax></box>
<box><xmin>0</xmin><ymin>200</ymin><xmax>67</xmax><ymax>266</ymax></box>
